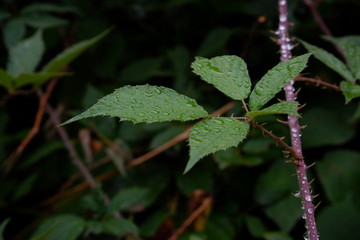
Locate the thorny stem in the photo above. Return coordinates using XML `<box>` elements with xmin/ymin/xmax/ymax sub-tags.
<box><xmin>277</xmin><ymin>1</ymin><xmax>318</xmax><ymax>240</ymax></box>
<box><xmin>295</xmin><ymin>76</ymin><xmax>340</xmax><ymax>91</ymax></box>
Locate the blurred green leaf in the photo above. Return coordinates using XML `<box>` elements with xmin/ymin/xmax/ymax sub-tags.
<box><xmin>317</xmin><ymin>198</ymin><xmax>360</xmax><ymax>240</ymax></box>
<box><xmin>299</xmin><ymin>39</ymin><xmax>354</xmax><ymax>82</ymax></box>
<box><xmin>3</xmin><ymin>18</ymin><xmax>26</xmax><ymax>49</ymax></box>
<box><xmin>149</xmin><ymin>125</ymin><xmax>186</xmax><ymax>149</ymax></box>
<box><xmin>340</xmin><ymin>81</ymin><xmax>360</xmax><ymax>103</ymax></box>
<box><xmin>301</xmin><ymin>107</ymin><xmax>355</xmax><ymax>148</ymax></box>
<box><xmin>265</xmin><ymin>195</ymin><xmax>302</xmax><ymax>233</ymax></box>
<box><xmin>263</xmin><ymin>232</ymin><xmax>293</xmax><ymax>240</ymax></box>
<box><xmin>191</xmin><ymin>55</ymin><xmax>251</xmax><ymax>101</ymax></box>
<box><xmin>214</xmin><ymin>148</ymin><xmax>264</xmax><ymax>169</ymax></box>
<box><xmin>6</xmin><ymin>29</ymin><xmax>44</xmax><ymax>77</ymax></box>
<box><xmin>186</xmin><ymin>117</ymin><xmax>249</xmax><ymax>173</ymax></box>
<box><xmin>0</xmin><ymin>10</ymin><xmax>10</xmax><ymax>21</ymax></box>
<box><xmin>197</xmin><ymin>28</ymin><xmax>236</xmax><ymax>57</ymax></box>
<box><xmin>254</xmin><ymin>161</ymin><xmax>297</xmax><ymax>205</ymax></box>
<box><xmin>316</xmin><ymin>150</ymin><xmax>360</xmax><ymax>203</ymax></box>
<box><xmin>249</xmin><ymin>54</ymin><xmax>311</xmax><ymax>110</ymax></box>
<box><xmin>246</xmin><ymin>101</ymin><xmax>300</xmax><ymax>118</ymax></box>
<box><xmin>324</xmin><ymin>35</ymin><xmax>360</xmax><ymax>80</ymax></box>
<box><xmin>21</xmin><ymin>3</ymin><xmax>80</xmax><ymax>14</ymax></box>
<box><xmin>30</xmin><ymin>215</ymin><xmax>85</xmax><ymax>240</ymax></box>
<box><xmin>242</xmin><ymin>138</ymin><xmax>272</xmax><ymax>154</ymax></box>
<box><xmin>100</xmin><ymin>218</ymin><xmax>139</xmax><ymax>236</ymax></box>
<box><xmin>42</xmin><ymin>28</ymin><xmax>111</xmax><ymax>72</ymax></box>
<box><xmin>119</xmin><ymin>57</ymin><xmax>163</xmax><ymax>84</ymax></box>
<box><xmin>0</xmin><ymin>218</ymin><xmax>10</xmax><ymax>240</ymax></box>
<box><xmin>139</xmin><ymin>210</ymin><xmax>168</xmax><ymax>236</ymax></box>
<box><xmin>107</xmin><ymin>187</ymin><xmax>157</xmax><ymax>215</ymax></box>
<box><xmin>23</xmin><ymin>14</ymin><xmax>68</xmax><ymax>28</ymax></box>
<box><xmin>0</xmin><ymin>69</ymin><xmax>14</xmax><ymax>90</ymax></box>
<box><xmin>12</xmin><ymin>173</ymin><xmax>38</xmax><ymax>200</ymax></box>
<box><xmin>177</xmin><ymin>164</ymin><xmax>213</xmax><ymax>195</ymax></box>
<box><xmin>167</xmin><ymin>45</ymin><xmax>191</xmax><ymax>91</ymax></box>
<box><xmin>245</xmin><ymin>216</ymin><xmax>268</xmax><ymax>238</ymax></box>
<box><xmin>13</xmin><ymin>72</ymin><xmax>69</xmax><ymax>88</ymax></box>
<box><xmin>63</xmin><ymin>85</ymin><xmax>209</xmax><ymax>125</ymax></box>
<box><xmin>204</xmin><ymin>215</ymin><xmax>235</xmax><ymax>240</ymax></box>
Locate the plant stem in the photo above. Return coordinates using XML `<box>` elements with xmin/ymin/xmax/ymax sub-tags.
<box><xmin>277</xmin><ymin>1</ymin><xmax>318</xmax><ymax>239</ymax></box>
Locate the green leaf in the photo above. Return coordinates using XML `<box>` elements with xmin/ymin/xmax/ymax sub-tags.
<box><xmin>13</xmin><ymin>72</ymin><xmax>69</xmax><ymax>88</ymax></box>
<box><xmin>299</xmin><ymin>39</ymin><xmax>354</xmax><ymax>82</ymax></box>
<box><xmin>185</xmin><ymin>117</ymin><xmax>249</xmax><ymax>173</ymax></box>
<box><xmin>0</xmin><ymin>69</ymin><xmax>15</xmax><ymax>91</ymax></box>
<box><xmin>264</xmin><ymin>195</ymin><xmax>302</xmax><ymax>233</ymax></box>
<box><xmin>6</xmin><ymin>29</ymin><xmax>44</xmax><ymax>77</ymax></box>
<box><xmin>30</xmin><ymin>214</ymin><xmax>85</xmax><ymax>240</ymax></box>
<box><xmin>214</xmin><ymin>148</ymin><xmax>264</xmax><ymax>169</ymax></box>
<box><xmin>139</xmin><ymin>210</ymin><xmax>168</xmax><ymax>236</ymax></box>
<box><xmin>245</xmin><ymin>216</ymin><xmax>268</xmax><ymax>238</ymax></box>
<box><xmin>177</xmin><ymin>164</ymin><xmax>213</xmax><ymax>195</ymax></box>
<box><xmin>316</xmin><ymin>150</ymin><xmax>360</xmax><ymax>203</ymax></box>
<box><xmin>301</xmin><ymin>107</ymin><xmax>355</xmax><ymax>148</ymax></box>
<box><xmin>107</xmin><ymin>187</ymin><xmax>156</xmax><ymax>216</ymax></box>
<box><xmin>23</xmin><ymin>14</ymin><xmax>68</xmax><ymax>29</ymax></box>
<box><xmin>340</xmin><ymin>81</ymin><xmax>360</xmax><ymax>103</ymax></box>
<box><xmin>249</xmin><ymin>54</ymin><xmax>311</xmax><ymax>110</ymax></box>
<box><xmin>0</xmin><ymin>219</ymin><xmax>10</xmax><ymax>240</ymax></box>
<box><xmin>317</xmin><ymin>199</ymin><xmax>360</xmax><ymax>240</ymax></box>
<box><xmin>62</xmin><ymin>85</ymin><xmax>209</xmax><ymax>125</ymax></box>
<box><xmin>118</xmin><ymin>57</ymin><xmax>163</xmax><ymax>84</ymax></box>
<box><xmin>100</xmin><ymin>219</ymin><xmax>139</xmax><ymax>236</ymax></box>
<box><xmin>245</xmin><ymin>101</ymin><xmax>299</xmax><ymax>119</ymax></box>
<box><xmin>263</xmin><ymin>232</ymin><xmax>293</xmax><ymax>240</ymax></box>
<box><xmin>21</xmin><ymin>3</ymin><xmax>80</xmax><ymax>14</ymax></box>
<box><xmin>324</xmin><ymin>35</ymin><xmax>360</xmax><ymax>80</ymax></box>
<box><xmin>42</xmin><ymin>28</ymin><xmax>111</xmax><ymax>72</ymax></box>
<box><xmin>3</xmin><ymin>18</ymin><xmax>26</xmax><ymax>49</ymax></box>
<box><xmin>197</xmin><ymin>27</ymin><xmax>236</xmax><ymax>57</ymax></box>
<box><xmin>191</xmin><ymin>55</ymin><xmax>251</xmax><ymax>100</ymax></box>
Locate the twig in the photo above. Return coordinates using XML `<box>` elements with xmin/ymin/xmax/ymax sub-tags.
<box><xmin>295</xmin><ymin>76</ymin><xmax>340</xmax><ymax>91</ymax></box>
<box><xmin>43</xmin><ymin>97</ymin><xmax>97</xmax><ymax>188</ymax></box>
<box><xmin>241</xmin><ymin>15</ymin><xmax>267</xmax><ymax>59</ymax></box>
<box><xmin>42</xmin><ymin>102</ymin><xmax>236</xmax><ymax>204</ymax></box>
<box><xmin>2</xmin><ymin>78</ymin><xmax>59</xmax><ymax>176</ymax></box>
<box><xmin>168</xmin><ymin>197</ymin><xmax>212</xmax><ymax>240</ymax></box>
<box><xmin>277</xmin><ymin>1</ymin><xmax>319</xmax><ymax>239</ymax></box>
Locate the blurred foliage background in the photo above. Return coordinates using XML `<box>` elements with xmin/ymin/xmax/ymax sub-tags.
<box><xmin>1</xmin><ymin>0</ymin><xmax>360</xmax><ymax>239</ymax></box>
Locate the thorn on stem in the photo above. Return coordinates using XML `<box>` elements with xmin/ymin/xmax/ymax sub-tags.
<box><xmin>314</xmin><ymin>201</ymin><xmax>321</xmax><ymax>210</ymax></box>
<box><xmin>307</xmin><ymin>162</ymin><xmax>316</xmax><ymax>169</ymax></box>
<box><xmin>277</xmin><ymin>119</ymin><xmax>289</xmax><ymax>125</ymax></box>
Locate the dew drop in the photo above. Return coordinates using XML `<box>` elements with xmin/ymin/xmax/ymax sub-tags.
<box><xmin>293</xmin><ymin>191</ymin><xmax>301</xmax><ymax>198</ymax></box>
<box><xmin>302</xmin><ymin>214</ymin><xmax>307</xmax><ymax>219</ymax></box>
<box><xmin>283</xmin><ymin>151</ymin><xmax>290</xmax><ymax>158</ymax></box>
<box><xmin>163</xmin><ymin>112</ymin><xmax>170</xmax><ymax>116</ymax></box>
<box><xmin>305</xmin><ymin>195</ymin><xmax>312</xmax><ymax>202</ymax></box>
<box><xmin>307</xmin><ymin>208</ymin><xmax>314</xmax><ymax>214</ymax></box>
<box><xmin>154</xmin><ymin>87</ymin><xmax>162</xmax><ymax>94</ymax></box>
<box><xmin>303</xmin><ymin>231</ymin><xmax>309</xmax><ymax>240</ymax></box>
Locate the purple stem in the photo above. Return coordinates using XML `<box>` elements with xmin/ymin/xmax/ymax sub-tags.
<box><xmin>277</xmin><ymin>1</ymin><xmax>318</xmax><ymax>240</ymax></box>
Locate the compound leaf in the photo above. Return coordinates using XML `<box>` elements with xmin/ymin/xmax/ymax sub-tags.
<box><xmin>6</xmin><ymin>29</ymin><xmax>44</xmax><ymax>77</ymax></box>
<box><xmin>62</xmin><ymin>85</ymin><xmax>209</xmax><ymax>125</ymax></box>
<box><xmin>186</xmin><ymin>117</ymin><xmax>249</xmax><ymax>173</ymax></box>
<box><xmin>249</xmin><ymin>54</ymin><xmax>310</xmax><ymax>110</ymax></box>
<box><xmin>340</xmin><ymin>81</ymin><xmax>360</xmax><ymax>103</ymax></box>
<box><xmin>42</xmin><ymin>28</ymin><xmax>111</xmax><ymax>72</ymax></box>
<box><xmin>191</xmin><ymin>55</ymin><xmax>251</xmax><ymax>101</ymax></box>
<box><xmin>246</xmin><ymin>101</ymin><xmax>300</xmax><ymax>119</ymax></box>
<box><xmin>299</xmin><ymin>39</ymin><xmax>354</xmax><ymax>82</ymax></box>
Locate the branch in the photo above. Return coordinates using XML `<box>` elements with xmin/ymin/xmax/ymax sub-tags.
<box><xmin>277</xmin><ymin>1</ymin><xmax>319</xmax><ymax>239</ymax></box>
<box><xmin>2</xmin><ymin>77</ymin><xmax>59</xmax><ymax>176</ymax></box>
<box><xmin>295</xmin><ymin>76</ymin><xmax>341</xmax><ymax>91</ymax></box>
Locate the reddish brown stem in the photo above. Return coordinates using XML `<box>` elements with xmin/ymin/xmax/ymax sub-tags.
<box><xmin>295</xmin><ymin>76</ymin><xmax>340</xmax><ymax>91</ymax></box>
<box><xmin>278</xmin><ymin>1</ymin><xmax>319</xmax><ymax>239</ymax></box>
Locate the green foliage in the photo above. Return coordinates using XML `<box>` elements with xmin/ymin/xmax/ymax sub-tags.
<box><xmin>186</xmin><ymin>117</ymin><xmax>249</xmax><ymax>173</ymax></box>
<box><xmin>30</xmin><ymin>215</ymin><xmax>85</xmax><ymax>240</ymax></box>
<box><xmin>245</xmin><ymin>101</ymin><xmax>300</xmax><ymax>118</ymax></box>
<box><xmin>299</xmin><ymin>39</ymin><xmax>354</xmax><ymax>82</ymax></box>
<box><xmin>6</xmin><ymin>30</ymin><xmax>44</xmax><ymax>77</ymax></box>
<box><xmin>62</xmin><ymin>85</ymin><xmax>209</xmax><ymax>125</ymax></box>
<box><xmin>191</xmin><ymin>55</ymin><xmax>251</xmax><ymax>100</ymax></box>
<box><xmin>340</xmin><ymin>81</ymin><xmax>360</xmax><ymax>103</ymax></box>
<box><xmin>0</xmin><ymin>219</ymin><xmax>10</xmax><ymax>240</ymax></box>
<box><xmin>248</xmin><ymin>54</ymin><xmax>311</xmax><ymax>110</ymax></box>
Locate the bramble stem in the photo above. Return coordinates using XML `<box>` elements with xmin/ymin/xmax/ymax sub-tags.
<box><xmin>277</xmin><ymin>1</ymin><xmax>319</xmax><ymax>239</ymax></box>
